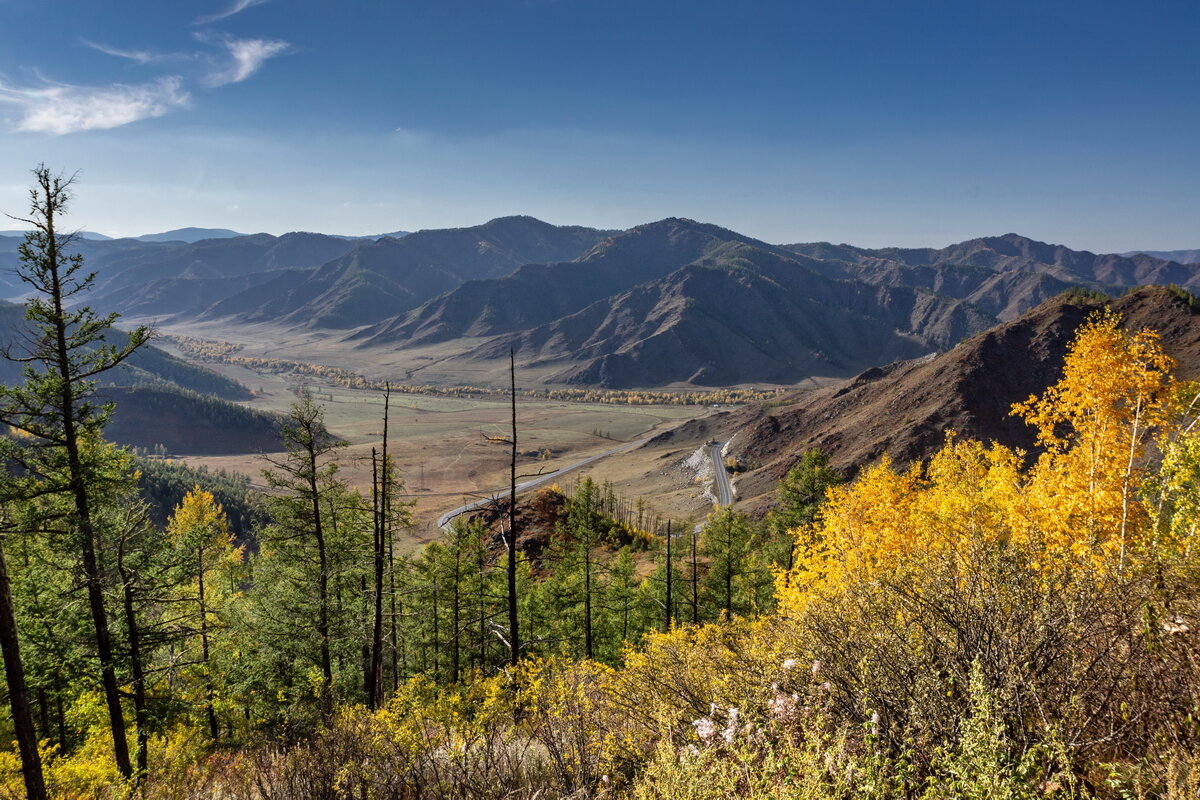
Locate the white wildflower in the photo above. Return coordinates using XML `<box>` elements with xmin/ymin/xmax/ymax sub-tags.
<box><xmin>722</xmin><ymin>707</ymin><xmax>740</xmax><ymax>743</ymax></box>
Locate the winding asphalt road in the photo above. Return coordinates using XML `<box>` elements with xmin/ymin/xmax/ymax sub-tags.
<box><xmin>707</xmin><ymin>440</ymin><xmax>734</xmax><ymax>506</ymax></box>
<box><xmin>436</xmin><ymin>436</ymin><xmax>654</xmax><ymax>529</ymax></box>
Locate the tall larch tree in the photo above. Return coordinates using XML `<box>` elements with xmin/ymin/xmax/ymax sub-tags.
<box><xmin>0</xmin><ymin>166</ymin><xmax>148</xmax><ymax>783</ymax></box>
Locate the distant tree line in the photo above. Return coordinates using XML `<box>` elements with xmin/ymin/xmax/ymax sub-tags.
<box><xmin>164</xmin><ymin>334</ymin><xmax>786</xmax><ymax>407</ymax></box>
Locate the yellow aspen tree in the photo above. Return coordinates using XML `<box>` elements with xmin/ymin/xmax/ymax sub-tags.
<box><xmin>167</xmin><ymin>487</ymin><xmax>243</xmax><ymax>740</ymax></box>
<box><xmin>1013</xmin><ymin>309</ymin><xmax>1175</xmax><ymax>566</ymax></box>
<box><xmin>777</xmin><ymin>456</ymin><xmax>923</xmax><ymax>615</ymax></box>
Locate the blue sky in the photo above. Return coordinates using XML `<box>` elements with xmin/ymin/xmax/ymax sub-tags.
<box><xmin>0</xmin><ymin>0</ymin><xmax>1196</xmax><ymax>250</ymax></box>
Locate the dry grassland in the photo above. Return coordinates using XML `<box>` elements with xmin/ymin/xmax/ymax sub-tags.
<box><xmin>161</xmin><ymin>350</ymin><xmax>712</xmax><ymax>546</ymax></box>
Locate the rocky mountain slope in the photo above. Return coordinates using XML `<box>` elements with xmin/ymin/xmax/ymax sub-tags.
<box><xmin>1124</xmin><ymin>248</ymin><xmax>1200</xmax><ymax>265</ymax></box>
<box><xmin>7</xmin><ymin>221</ymin><xmax>1199</xmax><ymax>392</ymax></box>
<box><xmin>459</xmin><ymin>240</ymin><xmax>993</xmax><ymax>388</ymax></box>
<box><xmin>354</xmin><ymin>218</ymin><xmax>763</xmax><ymax>346</ymax></box>
<box><xmin>707</xmin><ymin>286</ymin><xmax>1200</xmax><ymax>511</ymax></box>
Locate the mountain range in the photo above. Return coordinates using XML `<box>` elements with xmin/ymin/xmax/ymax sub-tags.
<box><xmin>2</xmin><ymin>218</ymin><xmax>1198</xmax><ymax>390</ymax></box>
<box><xmin>1121</xmin><ymin>249</ymin><xmax>1200</xmax><ymax>264</ymax></box>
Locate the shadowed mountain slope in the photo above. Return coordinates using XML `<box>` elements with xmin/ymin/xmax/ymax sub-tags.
<box><xmin>710</xmin><ymin>286</ymin><xmax>1200</xmax><ymax>511</ymax></box>
<box><xmin>455</xmin><ymin>242</ymin><xmax>995</xmax><ymax>388</ymax></box>
<box><xmin>86</xmin><ymin>231</ymin><xmax>358</xmax><ymax>317</ymax></box>
<box><xmin>100</xmin><ymin>386</ymin><xmax>282</xmax><ymax>455</ymax></box>
<box><xmin>0</xmin><ymin>301</ymin><xmax>249</xmax><ymax>400</ymax></box>
<box><xmin>355</xmin><ymin>218</ymin><xmax>763</xmax><ymax>346</ymax></box>
<box><xmin>0</xmin><ymin>300</ymin><xmax>274</xmax><ymax>453</ymax></box>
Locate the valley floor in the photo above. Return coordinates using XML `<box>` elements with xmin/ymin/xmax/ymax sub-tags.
<box><xmin>153</xmin><ymin>335</ymin><xmax>723</xmax><ymax>540</ymax></box>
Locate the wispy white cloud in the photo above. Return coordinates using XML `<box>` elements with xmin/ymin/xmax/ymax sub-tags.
<box><xmin>81</xmin><ymin>39</ymin><xmax>194</xmax><ymax>65</ymax></box>
<box><xmin>193</xmin><ymin>0</ymin><xmax>269</xmax><ymax>26</ymax></box>
<box><xmin>82</xmin><ymin>40</ymin><xmax>158</xmax><ymax>64</ymax></box>
<box><xmin>203</xmin><ymin>36</ymin><xmax>289</xmax><ymax>87</ymax></box>
<box><xmin>0</xmin><ymin>76</ymin><xmax>189</xmax><ymax>135</ymax></box>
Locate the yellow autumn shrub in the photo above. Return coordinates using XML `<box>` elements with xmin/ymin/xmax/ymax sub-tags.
<box><xmin>769</xmin><ymin>309</ymin><xmax>1198</xmax><ymax>782</ymax></box>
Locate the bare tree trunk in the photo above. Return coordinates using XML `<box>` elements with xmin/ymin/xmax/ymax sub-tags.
<box><xmin>77</xmin><ymin>493</ymin><xmax>133</xmax><ymax>779</ymax></box>
<box><xmin>389</xmin><ymin>533</ymin><xmax>398</xmax><ymax>691</ymax></box>
<box><xmin>431</xmin><ymin>576</ymin><xmax>441</xmax><ymax>680</ymax></box>
<box><xmin>451</xmin><ymin>549</ymin><xmax>461</xmax><ymax>682</ymax></box>
<box><xmin>507</xmin><ymin>349</ymin><xmax>520</xmax><ymax>666</ymax></box>
<box><xmin>0</xmin><ymin>537</ymin><xmax>47</xmax><ymax>800</ymax></box>
<box><xmin>120</xmin><ymin>573</ymin><xmax>148</xmax><ymax>776</ymax></box>
<box><xmin>583</xmin><ymin>542</ymin><xmax>593</xmax><ymax>660</ymax></box>
<box><xmin>691</xmin><ymin>524</ymin><xmax>699</xmax><ymax>625</ymax></box>
<box><xmin>307</xmin><ymin>446</ymin><xmax>333</xmax><ymax>697</ymax></box>
<box><xmin>664</xmin><ymin>520</ymin><xmax>673</xmax><ymax>631</ymax></box>
<box><xmin>369</xmin><ymin>385</ymin><xmax>390</xmax><ymax>707</ymax></box>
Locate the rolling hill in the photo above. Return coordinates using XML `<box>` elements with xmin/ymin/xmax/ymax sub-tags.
<box><xmin>135</xmin><ymin>227</ymin><xmax>248</xmax><ymax>243</ymax></box>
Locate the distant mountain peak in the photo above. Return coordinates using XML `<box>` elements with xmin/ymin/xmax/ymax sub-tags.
<box><xmin>483</xmin><ymin>214</ymin><xmax>546</xmax><ymax>224</ymax></box>
<box><xmin>136</xmin><ymin>227</ymin><xmax>247</xmax><ymax>243</ymax></box>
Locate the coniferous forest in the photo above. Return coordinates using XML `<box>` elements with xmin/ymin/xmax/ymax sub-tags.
<box><xmin>2</xmin><ymin>172</ymin><xmax>1200</xmax><ymax>800</ymax></box>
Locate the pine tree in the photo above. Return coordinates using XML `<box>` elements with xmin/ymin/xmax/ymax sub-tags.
<box><xmin>769</xmin><ymin>448</ymin><xmax>841</xmax><ymax>570</ymax></box>
<box><xmin>253</xmin><ymin>391</ymin><xmax>370</xmax><ymax>715</ymax></box>
<box><xmin>699</xmin><ymin>507</ymin><xmax>759</xmax><ymax>619</ymax></box>
<box><xmin>0</xmin><ymin>165</ymin><xmax>148</xmax><ymax>782</ymax></box>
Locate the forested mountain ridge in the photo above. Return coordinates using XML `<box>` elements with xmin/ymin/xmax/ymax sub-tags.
<box><xmin>0</xmin><ymin>299</ymin><xmax>274</xmax><ymax>454</ymax></box>
<box><xmin>100</xmin><ymin>385</ymin><xmax>283</xmax><ymax>455</ymax></box>
<box><xmin>0</xmin><ymin>300</ymin><xmax>247</xmax><ymax>399</ymax></box>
